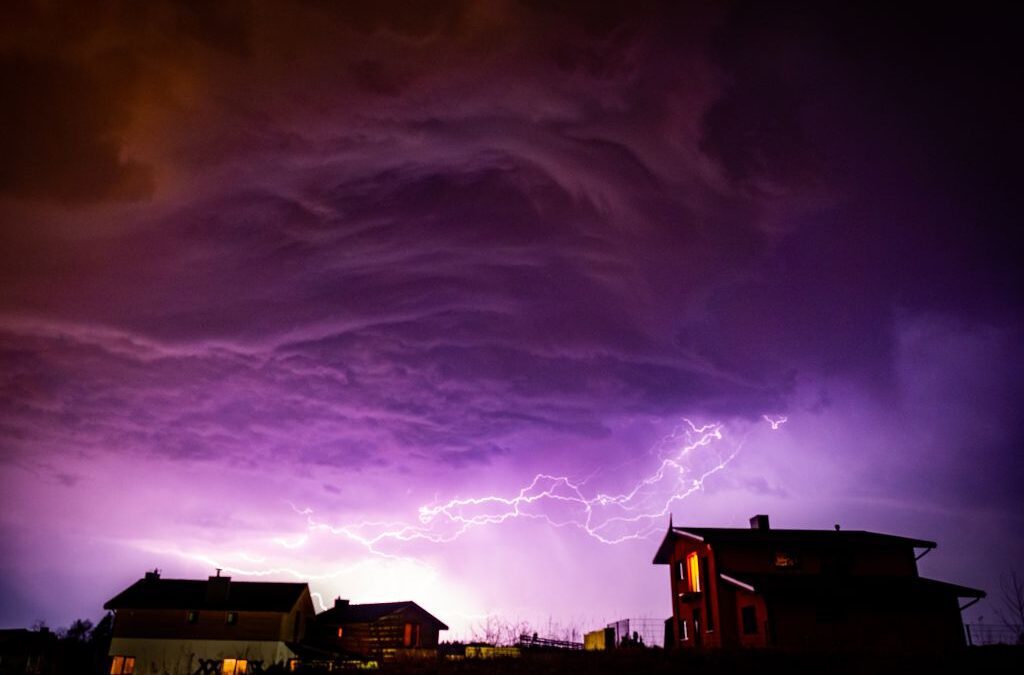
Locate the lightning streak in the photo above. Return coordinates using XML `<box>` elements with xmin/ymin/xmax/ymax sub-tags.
<box><xmin>172</xmin><ymin>415</ymin><xmax>786</xmax><ymax>584</ymax></box>
<box><xmin>291</xmin><ymin>416</ymin><xmax>784</xmax><ymax>552</ymax></box>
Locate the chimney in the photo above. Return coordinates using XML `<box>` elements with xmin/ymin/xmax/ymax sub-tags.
<box><xmin>144</xmin><ymin>569</ymin><xmax>161</xmax><ymax>582</ymax></box>
<box><xmin>206</xmin><ymin>572</ymin><xmax>231</xmax><ymax>605</ymax></box>
<box><xmin>749</xmin><ymin>514</ymin><xmax>770</xmax><ymax>530</ymax></box>
<box><xmin>334</xmin><ymin>598</ymin><xmax>350</xmax><ymax>609</ymax></box>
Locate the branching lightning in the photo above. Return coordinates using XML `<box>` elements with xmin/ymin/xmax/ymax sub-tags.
<box><xmin>169</xmin><ymin>415</ymin><xmax>786</xmax><ymax>584</ymax></box>
<box><xmin>289</xmin><ymin>415</ymin><xmax>785</xmax><ymax>552</ymax></box>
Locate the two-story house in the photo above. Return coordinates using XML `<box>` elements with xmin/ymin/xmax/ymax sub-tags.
<box><xmin>103</xmin><ymin>570</ymin><xmax>315</xmax><ymax>674</ymax></box>
<box><xmin>654</xmin><ymin>515</ymin><xmax>984</xmax><ymax>652</ymax></box>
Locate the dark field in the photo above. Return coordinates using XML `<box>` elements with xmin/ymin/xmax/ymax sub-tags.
<box><xmin>366</xmin><ymin>646</ymin><xmax>1023</xmax><ymax>675</ymax></box>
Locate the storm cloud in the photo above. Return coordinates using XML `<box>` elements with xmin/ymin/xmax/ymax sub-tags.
<box><xmin>1</xmin><ymin>0</ymin><xmax>1021</xmax><ymax>633</ymax></box>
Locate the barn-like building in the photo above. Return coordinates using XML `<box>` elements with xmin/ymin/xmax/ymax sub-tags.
<box><xmin>312</xmin><ymin>598</ymin><xmax>448</xmax><ymax>663</ymax></box>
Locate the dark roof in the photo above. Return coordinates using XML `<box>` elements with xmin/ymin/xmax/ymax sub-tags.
<box><xmin>719</xmin><ymin>572</ymin><xmax>985</xmax><ymax>599</ymax></box>
<box><xmin>653</xmin><ymin>526</ymin><xmax>936</xmax><ymax>564</ymax></box>
<box><xmin>318</xmin><ymin>601</ymin><xmax>448</xmax><ymax>630</ymax></box>
<box><xmin>103</xmin><ymin>576</ymin><xmax>309</xmax><ymax>612</ymax></box>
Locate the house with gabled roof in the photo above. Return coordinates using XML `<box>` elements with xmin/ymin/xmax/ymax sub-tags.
<box><xmin>313</xmin><ymin>597</ymin><xmax>448</xmax><ymax>662</ymax></box>
<box><xmin>653</xmin><ymin>514</ymin><xmax>984</xmax><ymax>652</ymax></box>
<box><xmin>103</xmin><ymin>570</ymin><xmax>315</xmax><ymax>674</ymax></box>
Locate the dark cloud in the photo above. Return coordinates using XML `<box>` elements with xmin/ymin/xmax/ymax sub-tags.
<box><xmin>0</xmin><ymin>0</ymin><xmax>1021</xmax><ymax>630</ymax></box>
<box><xmin>0</xmin><ymin>54</ymin><xmax>153</xmax><ymax>204</ymax></box>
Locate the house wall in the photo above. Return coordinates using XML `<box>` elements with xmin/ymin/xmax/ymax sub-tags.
<box><xmin>108</xmin><ymin>637</ymin><xmax>296</xmax><ymax>675</ymax></box>
<box><xmin>766</xmin><ymin>589</ymin><xmax>966</xmax><ymax>653</ymax></box>
<box><xmin>666</xmin><ymin>537</ymin><xmax>726</xmax><ymax>649</ymax></box>
<box><xmin>111</xmin><ymin>608</ymin><xmax>292</xmax><ymax>641</ymax></box>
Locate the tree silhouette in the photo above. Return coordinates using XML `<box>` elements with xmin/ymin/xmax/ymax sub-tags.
<box><xmin>994</xmin><ymin>571</ymin><xmax>1024</xmax><ymax>644</ymax></box>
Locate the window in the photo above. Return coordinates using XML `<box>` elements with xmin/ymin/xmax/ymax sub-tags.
<box><xmin>686</xmin><ymin>552</ymin><xmax>701</xmax><ymax>593</ymax></box>
<box><xmin>226</xmin><ymin>612</ymin><xmax>238</xmax><ymax>625</ymax></box>
<box><xmin>186</xmin><ymin>611</ymin><xmax>198</xmax><ymax>624</ymax></box>
<box><xmin>403</xmin><ymin>622</ymin><xmax>421</xmax><ymax>647</ymax></box>
<box><xmin>288</xmin><ymin>660</ymin><xmax>299</xmax><ymax>672</ymax></box>
<box><xmin>337</xmin><ymin>627</ymin><xmax>344</xmax><ymax>638</ymax></box>
<box><xmin>110</xmin><ymin>656</ymin><xmax>135</xmax><ymax>674</ymax></box>
<box><xmin>774</xmin><ymin>551</ymin><xmax>798</xmax><ymax>568</ymax></box>
<box><xmin>680</xmin><ymin>619</ymin><xmax>688</xmax><ymax>641</ymax></box>
<box><xmin>677</xmin><ymin>560</ymin><xmax>686</xmax><ymax>582</ymax></box>
<box><xmin>741</xmin><ymin>606</ymin><xmax>758</xmax><ymax>635</ymax></box>
<box><xmin>221</xmin><ymin>659</ymin><xmax>247</xmax><ymax>675</ymax></box>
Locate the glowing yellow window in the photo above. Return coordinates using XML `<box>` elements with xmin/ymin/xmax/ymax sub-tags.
<box><xmin>221</xmin><ymin>659</ymin><xmax>247</xmax><ymax>674</ymax></box>
<box><xmin>110</xmin><ymin>656</ymin><xmax>135</xmax><ymax>674</ymax></box>
<box><xmin>686</xmin><ymin>552</ymin><xmax>701</xmax><ymax>593</ymax></box>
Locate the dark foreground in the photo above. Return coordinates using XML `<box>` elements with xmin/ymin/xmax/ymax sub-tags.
<box><xmin>362</xmin><ymin>646</ymin><xmax>1023</xmax><ymax>675</ymax></box>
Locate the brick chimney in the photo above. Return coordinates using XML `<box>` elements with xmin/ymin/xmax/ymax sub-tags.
<box><xmin>334</xmin><ymin>598</ymin><xmax>350</xmax><ymax>609</ymax></box>
<box><xmin>144</xmin><ymin>569</ymin><xmax>160</xmax><ymax>582</ymax></box>
<box><xmin>749</xmin><ymin>514</ymin><xmax>770</xmax><ymax>530</ymax></box>
<box><xmin>206</xmin><ymin>569</ymin><xmax>231</xmax><ymax>605</ymax></box>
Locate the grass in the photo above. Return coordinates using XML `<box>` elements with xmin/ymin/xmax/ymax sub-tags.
<box><xmin>342</xmin><ymin>645</ymin><xmax>1024</xmax><ymax>675</ymax></box>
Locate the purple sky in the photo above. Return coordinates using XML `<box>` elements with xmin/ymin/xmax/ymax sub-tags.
<box><xmin>1</xmin><ymin>2</ymin><xmax>1022</xmax><ymax>636</ymax></box>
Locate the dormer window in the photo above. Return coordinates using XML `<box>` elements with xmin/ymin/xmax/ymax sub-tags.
<box><xmin>774</xmin><ymin>551</ymin><xmax>798</xmax><ymax>568</ymax></box>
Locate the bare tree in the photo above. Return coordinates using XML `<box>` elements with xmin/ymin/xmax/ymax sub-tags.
<box><xmin>994</xmin><ymin>571</ymin><xmax>1024</xmax><ymax>645</ymax></box>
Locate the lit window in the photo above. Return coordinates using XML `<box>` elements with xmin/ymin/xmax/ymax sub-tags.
<box><xmin>288</xmin><ymin>660</ymin><xmax>299</xmax><ymax>672</ymax></box>
<box><xmin>337</xmin><ymin>627</ymin><xmax>344</xmax><ymax>638</ymax></box>
<box><xmin>677</xmin><ymin>561</ymin><xmax>686</xmax><ymax>582</ymax></box>
<box><xmin>221</xmin><ymin>659</ymin><xmax>247</xmax><ymax>675</ymax></box>
<box><xmin>186</xmin><ymin>611</ymin><xmax>198</xmax><ymax>624</ymax></box>
<box><xmin>110</xmin><ymin>656</ymin><xmax>135</xmax><ymax>674</ymax></box>
<box><xmin>774</xmin><ymin>551</ymin><xmax>798</xmax><ymax>568</ymax></box>
<box><xmin>403</xmin><ymin>623</ymin><xmax>413</xmax><ymax>647</ymax></box>
<box><xmin>686</xmin><ymin>552</ymin><xmax>701</xmax><ymax>593</ymax></box>
<box><xmin>680</xmin><ymin>620</ymin><xmax>688</xmax><ymax>641</ymax></box>
<box><xmin>226</xmin><ymin>612</ymin><xmax>238</xmax><ymax>625</ymax></box>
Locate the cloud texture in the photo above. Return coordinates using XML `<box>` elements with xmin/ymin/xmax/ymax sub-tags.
<box><xmin>1</xmin><ymin>1</ymin><xmax>1021</xmax><ymax>634</ymax></box>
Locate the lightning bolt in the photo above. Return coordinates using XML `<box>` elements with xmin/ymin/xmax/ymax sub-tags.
<box><xmin>165</xmin><ymin>414</ymin><xmax>786</xmax><ymax>588</ymax></box>
<box><xmin>287</xmin><ymin>415</ymin><xmax>785</xmax><ymax>551</ymax></box>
